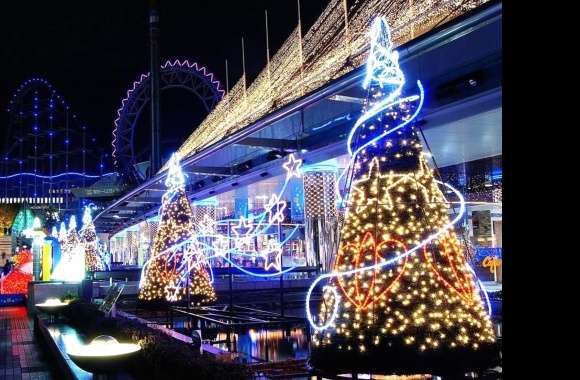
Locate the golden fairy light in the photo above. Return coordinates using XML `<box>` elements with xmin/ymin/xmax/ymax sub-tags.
<box><xmin>162</xmin><ymin>0</ymin><xmax>489</xmax><ymax>170</ymax></box>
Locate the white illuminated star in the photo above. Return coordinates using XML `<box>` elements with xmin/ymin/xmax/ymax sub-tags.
<box><xmin>261</xmin><ymin>239</ymin><xmax>282</xmax><ymax>272</ymax></box>
<box><xmin>231</xmin><ymin>215</ymin><xmax>254</xmax><ymax>237</ymax></box>
<box><xmin>283</xmin><ymin>153</ymin><xmax>302</xmax><ymax>180</ymax></box>
<box><xmin>266</xmin><ymin>194</ymin><xmax>286</xmax><ymax>224</ymax></box>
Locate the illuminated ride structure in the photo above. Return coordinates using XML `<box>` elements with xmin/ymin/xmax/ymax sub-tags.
<box><xmin>112</xmin><ymin>59</ymin><xmax>225</xmax><ymax>183</ymax></box>
<box><xmin>1</xmin><ymin>78</ymin><xmax>112</xmax><ymax>212</ymax></box>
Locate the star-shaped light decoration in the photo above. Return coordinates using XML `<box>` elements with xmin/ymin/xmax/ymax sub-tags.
<box><xmin>164</xmin><ymin>279</ymin><xmax>181</xmax><ymax>302</ymax></box>
<box><xmin>282</xmin><ymin>153</ymin><xmax>302</xmax><ymax>181</ymax></box>
<box><xmin>231</xmin><ymin>215</ymin><xmax>255</xmax><ymax>251</ymax></box>
<box><xmin>266</xmin><ymin>194</ymin><xmax>286</xmax><ymax>224</ymax></box>
<box><xmin>231</xmin><ymin>215</ymin><xmax>254</xmax><ymax>237</ymax></box>
<box><xmin>261</xmin><ymin>238</ymin><xmax>282</xmax><ymax>272</ymax></box>
<box><xmin>185</xmin><ymin>242</ymin><xmax>208</xmax><ymax>270</ymax></box>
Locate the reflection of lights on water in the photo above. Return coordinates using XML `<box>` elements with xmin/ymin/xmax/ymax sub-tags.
<box><xmin>249</xmin><ymin>329</ymin><xmax>258</xmax><ymax>343</ymax></box>
<box><xmin>67</xmin><ymin>335</ymin><xmax>141</xmax><ymax>357</ymax></box>
<box><xmin>340</xmin><ymin>375</ymin><xmax>430</xmax><ymax>380</ymax></box>
<box><xmin>216</xmin><ymin>328</ymin><xmax>308</xmax><ymax>362</ymax></box>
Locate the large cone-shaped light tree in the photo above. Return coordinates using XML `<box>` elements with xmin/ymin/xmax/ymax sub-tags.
<box><xmin>309</xmin><ymin>17</ymin><xmax>497</xmax><ymax>376</ymax></box>
<box><xmin>139</xmin><ymin>154</ymin><xmax>216</xmax><ymax>304</ymax></box>
<box><xmin>80</xmin><ymin>206</ymin><xmax>102</xmax><ymax>271</ymax></box>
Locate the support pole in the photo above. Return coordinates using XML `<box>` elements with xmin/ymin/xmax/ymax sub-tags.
<box><xmin>225</xmin><ymin>59</ymin><xmax>230</xmax><ymax>95</ymax></box>
<box><xmin>241</xmin><ymin>37</ymin><xmax>247</xmax><ymax>97</ymax></box>
<box><xmin>228</xmin><ymin>221</ymin><xmax>233</xmax><ymax>309</ymax></box>
<box><xmin>149</xmin><ymin>0</ymin><xmax>161</xmax><ymax>177</ymax></box>
<box><xmin>265</xmin><ymin>10</ymin><xmax>271</xmax><ymax>84</ymax></box>
<box><xmin>297</xmin><ymin>0</ymin><xmax>304</xmax><ymax>95</ymax></box>
<box><xmin>278</xmin><ymin>220</ymin><xmax>284</xmax><ymax>316</ymax></box>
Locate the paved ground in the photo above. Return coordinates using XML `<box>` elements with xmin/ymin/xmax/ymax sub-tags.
<box><xmin>0</xmin><ymin>307</ymin><xmax>55</xmax><ymax>380</ymax></box>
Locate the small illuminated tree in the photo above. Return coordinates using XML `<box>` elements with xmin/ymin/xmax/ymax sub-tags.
<box><xmin>80</xmin><ymin>206</ymin><xmax>102</xmax><ymax>271</ymax></box>
<box><xmin>58</xmin><ymin>221</ymin><xmax>67</xmax><ymax>244</ymax></box>
<box><xmin>63</xmin><ymin>216</ymin><xmax>81</xmax><ymax>257</ymax></box>
<box><xmin>139</xmin><ymin>154</ymin><xmax>216</xmax><ymax>304</ymax></box>
<box><xmin>52</xmin><ymin>216</ymin><xmax>85</xmax><ymax>281</ymax></box>
<box><xmin>309</xmin><ymin>17</ymin><xmax>497</xmax><ymax>376</ymax></box>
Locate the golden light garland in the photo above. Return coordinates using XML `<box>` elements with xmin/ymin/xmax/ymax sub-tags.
<box><xmin>164</xmin><ymin>0</ymin><xmax>489</xmax><ymax>169</ymax></box>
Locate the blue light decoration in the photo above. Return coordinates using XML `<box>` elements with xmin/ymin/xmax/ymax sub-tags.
<box><xmin>290</xmin><ymin>182</ymin><xmax>304</xmax><ymax>222</ymax></box>
<box><xmin>305</xmin><ymin>16</ymin><xmax>492</xmax><ymax>337</ymax></box>
<box><xmin>234</xmin><ymin>198</ymin><xmax>249</xmax><ymax>219</ymax></box>
<box><xmin>192</xmin><ymin>196</ymin><xmax>218</xmax><ymax>207</ymax></box>
<box><xmin>49</xmin><ymin>226</ymin><xmax>62</xmax><ymax>274</ymax></box>
<box><xmin>0</xmin><ymin>171</ymin><xmax>113</xmax><ymax>180</ymax></box>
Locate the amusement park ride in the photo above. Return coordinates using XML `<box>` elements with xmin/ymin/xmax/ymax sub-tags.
<box><xmin>1</xmin><ymin>78</ymin><xmax>113</xmax><ymax>216</ymax></box>
<box><xmin>0</xmin><ymin>59</ymin><xmax>225</xmax><ymax>216</ymax></box>
<box><xmin>112</xmin><ymin>59</ymin><xmax>224</xmax><ymax>183</ymax></box>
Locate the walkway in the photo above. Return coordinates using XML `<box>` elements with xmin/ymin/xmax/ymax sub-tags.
<box><xmin>0</xmin><ymin>307</ymin><xmax>54</xmax><ymax>380</ymax></box>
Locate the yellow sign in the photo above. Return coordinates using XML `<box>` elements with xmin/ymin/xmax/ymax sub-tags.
<box><xmin>42</xmin><ymin>243</ymin><xmax>52</xmax><ymax>281</ymax></box>
<box><xmin>482</xmin><ymin>255</ymin><xmax>501</xmax><ymax>275</ymax></box>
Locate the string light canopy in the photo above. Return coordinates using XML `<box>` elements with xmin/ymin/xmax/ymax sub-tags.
<box><xmin>168</xmin><ymin>0</ymin><xmax>490</xmax><ymax>168</ymax></box>
<box><xmin>307</xmin><ymin>16</ymin><xmax>497</xmax><ymax>376</ymax></box>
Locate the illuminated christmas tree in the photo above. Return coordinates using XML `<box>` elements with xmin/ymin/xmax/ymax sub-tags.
<box><xmin>309</xmin><ymin>17</ymin><xmax>497</xmax><ymax>375</ymax></box>
<box><xmin>58</xmin><ymin>221</ymin><xmax>67</xmax><ymax>244</ymax></box>
<box><xmin>64</xmin><ymin>215</ymin><xmax>81</xmax><ymax>255</ymax></box>
<box><xmin>139</xmin><ymin>154</ymin><xmax>216</xmax><ymax>304</ymax></box>
<box><xmin>79</xmin><ymin>206</ymin><xmax>102</xmax><ymax>271</ymax></box>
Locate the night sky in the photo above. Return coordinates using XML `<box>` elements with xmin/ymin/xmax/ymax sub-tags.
<box><xmin>1</xmin><ymin>0</ymin><xmax>329</xmax><ymax>165</ymax></box>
